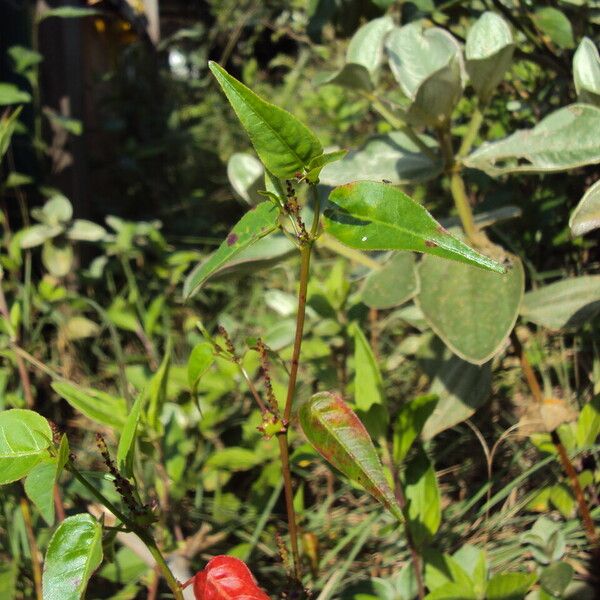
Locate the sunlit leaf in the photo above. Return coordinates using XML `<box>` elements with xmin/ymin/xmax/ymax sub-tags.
<box><xmin>117</xmin><ymin>391</ymin><xmax>145</xmax><ymax>478</ymax></box>
<box><xmin>532</xmin><ymin>7</ymin><xmax>574</xmax><ymax>49</ymax></box>
<box><xmin>464</xmin><ymin>104</ymin><xmax>600</xmax><ymax>175</ymax></box>
<box><xmin>393</xmin><ymin>394</ymin><xmax>438</xmax><ymax>462</ymax></box>
<box><xmin>573</xmin><ymin>37</ymin><xmax>600</xmax><ymax>106</ymax></box>
<box><xmin>227</xmin><ymin>152</ymin><xmax>264</xmax><ymax>205</ymax></box>
<box><xmin>39</xmin><ymin>6</ymin><xmax>102</xmax><ymax>20</ymax></box>
<box><xmin>183</xmin><ymin>201</ymin><xmax>280</xmax><ymax>298</ymax></box>
<box><xmin>24</xmin><ymin>458</ymin><xmax>58</xmax><ymax>525</ymax></box>
<box><xmin>569</xmin><ymin>178</ymin><xmax>600</xmax><ymax>237</ymax></box>
<box><xmin>0</xmin><ymin>83</ymin><xmax>31</xmax><ymax>106</ymax></box>
<box><xmin>42</xmin><ymin>513</ymin><xmax>103</xmax><ymax>600</ymax></box>
<box><xmin>209</xmin><ymin>61</ymin><xmax>322</xmax><ymax>178</ymax></box>
<box><xmin>300</xmin><ymin>391</ymin><xmax>403</xmax><ymax>522</ymax></box>
<box><xmin>346</xmin><ymin>16</ymin><xmax>394</xmax><ymax>75</ymax></box>
<box><xmin>324</xmin><ymin>181</ymin><xmax>504</xmax><ymax>273</ymax></box>
<box><xmin>486</xmin><ymin>572</ymin><xmax>537</xmax><ymax>600</ymax></box>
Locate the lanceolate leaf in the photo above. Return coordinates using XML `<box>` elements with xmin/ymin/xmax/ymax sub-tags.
<box><xmin>324</xmin><ymin>181</ymin><xmax>504</xmax><ymax>273</ymax></box>
<box><xmin>520</xmin><ymin>275</ymin><xmax>600</xmax><ymax>330</ymax></box>
<box><xmin>393</xmin><ymin>394</ymin><xmax>438</xmax><ymax>463</ymax></box>
<box><xmin>300</xmin><ymin>391</ymin><xmax>403</xmax><ymax>522</ymax></box>
<box><xmin>25</xmin><ymin>458</ymin><xmax>58</xmax><ymax>526</ymax></box>
<box><xmin>350</xmin><ymin>322</ymin><xmax>385</xmax><ymax>413</ymax></box>
<box><xmin>209</xmin><ymin>61</ymin><xmax>322</xmax><ymax>178</ymax></box>
<box><xmin>464</xmin><ymin>104</ymin><xmax>600</xmax><ymax>176</ymax></box>
<box><xmin>51</xmin><ymin>382</ymin><xmax>128</xmax><ymax>430</ymax></box>
<box><xmin>183</xmin><ymin>201</ymin><xmax>280</xmax><ymax>298</ymax></box>
<box><xmin>569</xmin><ymin>179</ymin><xmax>600</xmax><ymax>237</ymax></box>
<box><xmin>117</xmin><ymin>390</ymin><xmax>145</xmax><ymax>477</ymax></box>
<box><xmin>42</xmin><ymin>513</ymin><xmax>103</xmax><ymax>600</ymax></box>
<box><xmin>0</xmin><ymin>409</ymin><xmax>52</xmax><ymax>485</ymax></box>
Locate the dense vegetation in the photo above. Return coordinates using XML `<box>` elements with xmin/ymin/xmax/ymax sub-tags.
<box><xmin>0</xmin><ymin>1</ymin><xmax>599</xmax><ymax>599</ymax></box>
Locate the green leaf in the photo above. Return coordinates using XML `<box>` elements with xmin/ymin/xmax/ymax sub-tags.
<box><xmin>346</xmin><ymin>16</ymin><xmax>394</xmax><ymax>75</ymax></box>
<box><xmin>520</xmin><ymin>276</ymin><xmax>600</xmax><ymax>330</ymax></box>
<box><xmin>42</xmin><ymin>513</ymin><xmax>103</xmax><ymax>600</ymax></box>
<box><xmin>486</xmin><ymin>572</ymin><xmax>537</xmax><ymax>600</ymax></box>
<box><xmin>67</xmin><ymin>220</ymin><xmax>106</xmax><ymax>242</ymax></box>
<box><xmin>320</xmin><ymin>131</ymin><xmax>442</xmax><ymax>187</ymax></box>
<box><xmin>43</xmin><ymin>108</ymin><xmax>82</xmax><ymax>136</ymax></box>
<box><xmin>187</xmin><ymin>342</ymin><xmax>214</xmax><ymax>391</ymax></box>
<box><xmin>0</xmin><ymin>562</ymin><xmax>17</xmax><ymax>600</ymax></box>
<box><xmin>227</xmin><ymin>152</ymin><xmax>264</xmax><ymax>205</ymax></box>
<box><xmin>393</xmin><ymin>394</ymin><xmax>438</xmax><ymax>463</ymax></box>
<box><xmin>532</xmin><ymin>7</ymin><xmax>574</xmax><ymax>49</ymax></box>
<box><xmin>540</xmin><ymin>562</ymin><xmax>573</xmax><ymax>597</ymax></box>
<box><xmin>147</xmin><ymin>340</ymin><xmax>172</xmax><ymax>431</ymax></box>
<box><xmin>62</xmin><ymin>316</ymin><xmax>100</xmax><ymax>341</ymax></box>
<box><xmin>385</xmin><ymin>23</ymin><xmax>464</xmax><ymax>127</ymax></box>
<box><xmin>0</xmin><ymin>107</ymin><xmax>22</xmax><ymax>163</ymax></box>
<box><xmin>305</xmin><ymin>149</ymin><xmax>348</xmax><ymax>183</ymax></box>
<box><xmin>403</xmin><ymin>445</ymin><xmax>441</xmax><ymax>547</ymax></box>
<box><xmin>569</xmin><ymin>179</ymin><xmax>600</xmax><ymax>237</ymax></box>
<box><xmin>117</xmin><ymin>390</ymin><xmax>144</xmax><ymax>478</ymax></box>
<box><xmin>42</xmin><ymin>240</ymin><xmax>74</xmax><ymax>277</ymax></box>
<box><xmin>51</xmin><ymin>382</ymin><xmax>128</xmax><ymax>430</ymax></box>
<box><xmin>465</xmin><ymin>12</ymin><xmax>514</xmax><ymax>103</ymax></box>
<box><xmin>0</xmin><ymin>409</ymin><xmax>52</xmax><ymax>484</ymax></box>
<box><xmin>425</xmin><ymin>583</ymin><xmax>477</xmax><ymax>600</ymax></box>
<box><xmin>40</xmin><ymin>6</ymin><xmax>102</xmax><ymax>20</ymax></box>
<box><xmin>423</xmin><ymin>549</ymin><xmax>475</xmax><ymax>592</ymax></box>
<box><xmin>0</xmin><ymin>83</ymin><xmax>31</xmax><ymax>106</ymax></box>
<box><xmin>573</xmin><ymin>37</ymin><xmax>600</xmax><ymax>106</ymax></box>
<box><xmin>19</xmin><ymin>224</ymin><xmax>61</xmax><ymax>248</ymax></box>
<box><xmin>8</xmin><ymin>45</ymin><xmax>43</xmax><ymax>74</ymax></box>
<box><xmin>416</xmin><ymin>254</ymin><xmax>523</xmax><ymax>364</ymax></box>
<box><xmin>300</xmin><ymin>391</ymin><xmax>403</xmax><ymax>522</ymax></box>
<box><xmin>452</xmin><ymin>545</ymin><xmax>487</xmax><ymax>599</ymax></box>
<box><xmin>183</xmin><ymin>201</ymin><xmax>280</xmax><ymax>298</ymax></box>
<box><xmin>317</xmin><ymin>63</ymin><xmax>374</xmax><ymax>92</ymax></box>
<box><xmin>350</xmin><ymin>322</ymin><xmax>385</xmax><ymax>413</ymax></box>
<box><xmin>464</xmin><ymin>104</ymin><xmax>600</xmax><ymax>175</ymax></box>
<box><xmin>24</xmin><ymin>458</ymin><xmax>58</xmax><ymax>525</ymax></box>
<box><xmin>324</xmin><ymin>182</ymin><xmax>504</xmax><ymax>273</ymax></box>
<box><xmin>577</xmin><ymin>396</ymin><xmax>600</xmax><ymax>448</ymax></box>
<box><xmin>204</xmin><ymin>447</ymin><xmax>262</xmax><ymax>471</ymax></box>
<box><xmin>208</xmin><ymin>61</ymin><xmax>322</xmax><ymax>178</ymax></box>
<box><xmin>360</xmin><ymin>252</ymin><xmax>418</xmax><ymax>309</ymax></box>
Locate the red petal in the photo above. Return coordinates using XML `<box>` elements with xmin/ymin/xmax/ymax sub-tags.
<box><xmin>192</xmin><ymin>556</ymin><xmax>270</xmax><ymax>600</ymax></box>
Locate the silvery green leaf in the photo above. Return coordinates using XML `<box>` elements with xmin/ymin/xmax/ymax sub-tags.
<box><xmin>67</xmin><ymin>220</ymin><xmax>106</xmax><ymax>242</ymax></box>
<box><xmin>573</xmin><ymin>37</ymin><xmax>600</xmax><ymax>106</ymax></box>
<box><xmin>346</xmin><ymin>16</ymin><xmax>394</xmax><ymax>75</ymax></box>
<box><xmin>316</xmin><ymin>63</ymin><xmax>374</xmax><ymax>92</ymax></box>
<box><xmin>227</xmin><ymin>152</ymin><xmax>264</xmax><ymax>205</ymax></box>
<box><xmin>570</xmin><ymin>179</ymin><xmax>600</xmax><ymax>237</ymax></box>
<box><xmin>20</xmin><ymin>224</ymin><xmax>62</xmax><ymax>248</ymax></box>
<box><xmin>465</xmin><ymin>12</ymin><xmax>514</xmax><ymax>103</ymax></box>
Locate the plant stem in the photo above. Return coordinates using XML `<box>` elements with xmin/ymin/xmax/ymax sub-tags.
<box><xmin>457</xmin><ymin>104</ymin><xmax>484</xmax><ymax>159</ymax></box>
<box><xmin>449</xmin><ymin>172</ymin><xmax>480</xmax><ymax>245</ymax></box>
<box><xmin>67</xmin><ymin>463</ymin><xmax>184</xmax><ymax>599</ymax></box>
<box><xmin>20</xmin><ymin>497</ymin><xmax>43</xmax><ymax>600</ymax></box>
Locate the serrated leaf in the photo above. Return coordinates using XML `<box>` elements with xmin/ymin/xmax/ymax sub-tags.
<box><xmin>465</xmin><ymin>12</ymin><xmax>514</xmax><ymax>103</ymax></box>
<box><xmin>569</xmin><ymin>178</ymin><xmax>600</xmax><ymax>237</ymax></box>
<box><xmin>393</xmin><ymin>394</ymin><xmax>438</xmax><ymax>462</ymax></box>
<box><xmin>183</xmin><ymin>201</ymin><xmax>280</xmax><ymax>298</ymax></box>
<box><xmin>51</xmin><ymin>382</ymin><xmax>127</xmax><ymax>430</ymax></box>
<box><xmin>403</xmin><ymin>445</ymin><xmax>441</xmax><ymax>547</ymax></box>
<box><xmin>24</xmin><ymin>458</ymin><xmax>58</xmax><ymax>525</ymax></box>
<box><xmin>0</xmin><ymin>409</ymin><xmax>52</xmax><ymax>484</ymax></box>
<box><xmin>520</xmin><ymin>276</ymin><xmax>600</xmax><ymax>330</ymax></box>
<box><xmin>416</xmin><ymin>254</ymin><xmax>524</xmax><ymax>364</ymax></box>
<box><xmin>346</xmin><ymin>16</ymin><xmax>394</xmax><ymax>75</ymax></box>
<box><xmin>360</xmin><ymin>252</ymin><xmax>418</xmax><ymax>309</ymax></box>
<box><xmin>324</xmin><ymin>181</ymin><xmax>504</xmax><ymax>273</ymax></box>
<box><xmin>300</xmin><ymin>391</ymin><xmax>403</xmax><ymax>522</ymax></box>
<box><xmin>42</xmin><ymin>513</ymin><xmax>103</xmax><ymax>600</ymax></box>
<box><xmin>464</xmin><ymin>104</ymin><xmax>600</xmax><ymax>175</ymax></box>
<box><xmin>320</xmin><ymin>131</ymin><xmax>442</xmax><ymax>186</ymax></box>
<box><xmin>209</xmin><ymin>61</ymin><xmax>322</xmax><ymax>178</ymax></box>
<box><xmin>573</xmin><ymin>37</ymin><xmax>600</xmax><ymax>106</ymax></box>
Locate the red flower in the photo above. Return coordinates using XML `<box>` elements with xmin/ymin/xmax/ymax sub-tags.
<box><xmin>183</xmin><ymin>555</ymin><xmax>271</xmax><ymax>599</ymax></box>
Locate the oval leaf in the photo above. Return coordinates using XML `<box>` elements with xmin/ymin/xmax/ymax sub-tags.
<box><xmin>416</xmin><ymin>254</ymin><xmax>524</xmax><ymax>364</ymax></box>
<box><xmin>465</xmin><ymin>12</ymin><xmax>514</xmax><ymax>103</ymax></box>
<box><xmin>42</xmin><ymin>513</ymin><xmax>103</xmax><ymax>600</ymax></box>
<box><xmin>573</xmin><ymin>37</ymin><xmax>600</xmax><ymax>106</ymax></box>
<box><xmin>464</xmin><ymin>104</ymin><xmax>600</xmax><ymax>175</ymax></box>
<box><xmin>188</xmin><ymin>555</ymin><xmax>270</xmax><ymax>599</ymax></box>
<box><xmin>324</xmin><ymin>181</ymin><xmax>504</xmax><ymax>273</ymax></box>
<box><xmin>0</xmin><ymin>409</ymin><xmax>52</xmax><ymax>484</ymax></box>
<box><xmin>569</xmin><ymin>178</ymin><xmax>600</xmax><ymax>237</ymax></box>
<box><xmin>24</xmin><ymin>458</ymin><xmax>58</xmax><ymax>526</ymax></box>
<box><xmin>300</xmin><ymin>391</ymin><xmax>403</xmax><ymax>522</ymax></box>
<box><xmin>51</xmin><ymin>382</ymin><xmax>128</xmax><ymax>430</ymax></box>
<box><xmin>520</xmin><ymin>275</ymin><xmax>600</xmax><ymax>330</ymax></box>
<box><xmin>208</xmin><ymin>61</ymin><xmax>322</xmax><ymax>178</ymax></box>
<box><xmin>360</xmin><ymin>252</ymin><xmax>418</xmax><ymax>309</ymax></box>
<box><xmin>320</xmin><ymin>131</ymin><xmax>442</xmax><ymax>187</ymax></box>
<box><xmin>346</xmin><ymin>16</ymin><xmax>394</xmax><ymax>75</ymax></box>
<box><xmin>532</xmin><ymin>7</ymin><xmax>574</xmax><ymax>49</ymax></box>
<box><xmin>227</xmin><ymin>152</ymin><xmax>264</xmax><ymax>205</ymax></box>
<box><xmin>183</xmin><ymin>201</ymin><xmax>280</xmax><ymax>298</ymax></box>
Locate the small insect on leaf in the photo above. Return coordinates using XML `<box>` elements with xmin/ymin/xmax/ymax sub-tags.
<box><xmin>182</xmin><ymin>555</ymin><xmax>271</xmax><ymax>600</ymax></box>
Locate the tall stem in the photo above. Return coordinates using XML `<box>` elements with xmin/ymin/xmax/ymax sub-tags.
<box><xmin>457</xmin><ymin>104</ymin><xmax>484</xmax><ymax>159</ymax></box>
<box><xmin>20</xmin><ymin>497</ymin><xmax>43</xmax><ymax>600</ymax></box>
